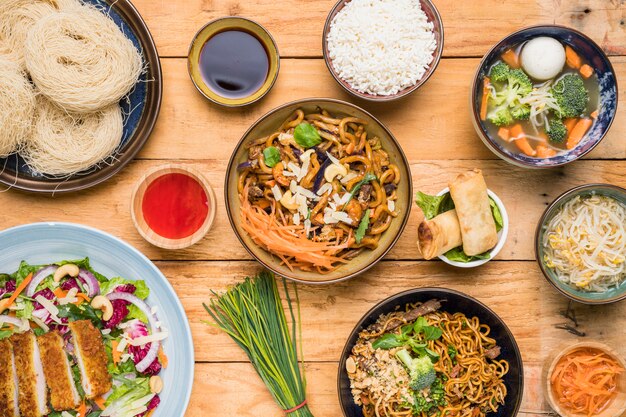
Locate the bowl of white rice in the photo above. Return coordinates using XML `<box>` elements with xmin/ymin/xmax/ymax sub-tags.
<box><xmin>323</xmin><ymin>0</ymin><xmax>444</xmax><ymax>101</ymax></box>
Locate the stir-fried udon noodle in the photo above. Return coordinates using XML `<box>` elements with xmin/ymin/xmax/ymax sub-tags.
<box><xmin>237</xmin><ymin>108</ymin><xmax>401</xmax><ymax>273</ymax></box>
<box><xmin>543</xmin><ymin>195</ymin><xmax>626</xmax><ymax>292</ymax></box>
<box><xmin>347</xmin><ymin>300</ymin><xmax>509</xmax><ymax>417</ymax></box>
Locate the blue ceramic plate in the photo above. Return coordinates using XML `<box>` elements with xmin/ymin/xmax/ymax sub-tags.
<box><xmin>0</xmin><ymin>222</ymin><xmax>194</xmax><ymax>416</ymax></box>
<box><xmin>470</xmin><ymin>25</ymin><xmax>618</xmax><ymax>168</ymax></box>
<box><xmin>338</xmin><ymin>288</ymin><xmax>524</xmax><ymax>417</ymax></box>
<box><xmin>0</xmin><ymin>0</ymin><xmax>162</xmax><ymax>194</ymax></box>
<box><xmin>535</xmin><ymin>184</ymin><xmax>626</xmax><ymax>304</ymax></box>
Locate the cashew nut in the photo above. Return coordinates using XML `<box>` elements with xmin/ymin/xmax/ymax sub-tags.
<box><xmin>324</xmin><ymin>163</ymin><xmax>348</xmax><ymax>182</ymax></box>
<box><xmin>53</xmin><ymin>264</ymin><xmax>79</xmax><ymax>283</ymax></box>
<box><xmin>90</xmin><ymin>295</ymin><xmax>114</xmax><ymax>321</ymax></box>
<box><xmin>149</xmin><ymin>375</ymin><xmax>163</xmax><ymax>394</ymax></box>
<box><xmin>279</xmin><ymin>190</ymin><xmax>299</xmax><ymax>211</ymax></box>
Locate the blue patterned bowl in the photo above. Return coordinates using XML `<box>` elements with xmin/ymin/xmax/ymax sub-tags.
<box><xmin>0</xmin><ymin>222</ymin><xmax>194</xmax><ymax>416</ymax></box>
<box><xmin>470</xmin><ymin>25</ymin><xmax>618</xmax><ymax>168</ymax></box>
<box><xmin>535</xmin><ymin>184</ymin><xmax>626</xmax><ymax>304</ymax></box>
<box><xmin>0</xmin><ymin>0</ymin><xmax>162</xmax><ymax>193</ymax></box>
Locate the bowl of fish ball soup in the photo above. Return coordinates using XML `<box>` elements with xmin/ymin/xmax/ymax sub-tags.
<box><xmin>471</xmin><ymin>25</ymin><xmax>617</xmax><ymax>168</ymax></box>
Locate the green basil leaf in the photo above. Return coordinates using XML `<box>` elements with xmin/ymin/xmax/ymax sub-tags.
<box><xmin>422</xmin><ymin>326</ymin><xmax>443</xmax><ymax>341</ymax></box>
<box><xmin>443</xmin><ymin>246</ymin><xmax>491</xmax><ymax>263</ymax></box>
<box><xmin>293</xmin><ymin>123</ymin><xmax>322</xmax><ymax>148</ymax></box>
<box><xmin>355</xmin><ymin>209</ymin><xmax>370</xmax><ymax>244</ymax></box>
<box><xmin>263</xmin><ymin>146</ymin><xmax>281</xmax><ymax>168</ymax></box>
<box><xmin>489</xmin><ymin>197</ymin><xmax>504</xmax><ymax>232</ymax></box>
<box><xmin>372</xmin><ymin>333</ymin><xmax>405</xmax><ymax>350</ymax></box>
<box><xmin>413</xmin><ymin>316</ymin><xmax>428</xmax><ymax>334</ymax></box>
<box><xmin>425</xmin><ymin>347</ymin><xmax>440</xmax><ymax>361</ymax></box>
<box><xmin>401</xmin><ymin>324</ymin><xmax>413</xmax><ymax>337</ymax></box>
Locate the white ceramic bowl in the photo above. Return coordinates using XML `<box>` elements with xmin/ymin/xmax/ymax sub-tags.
<box><xmin>435</xmin><ymin>188</ymin><xmax>509</xmax><ymax>268</ymax></box>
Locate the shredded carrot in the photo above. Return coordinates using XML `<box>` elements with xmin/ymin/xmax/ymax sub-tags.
<box><xmin>53</xmin><ymin>288</ymin><xmax>67</xmax><ymax>299</ymax></box>
<box><xmin>480</xmin><ymin>77</ymin><xmax>491</xmax><ymax>121</ymax></box>
<box><xmin>497</xmin><ymin>127</ymin><xmax>510</xmax><ymax>141</ymax></box>
<box><xmin>579</xmin><ymin>64</ymin><xmax>593</xmax><ymax>79</ymax></box>
<box><xmin>111</xmin><ymin>340</ymin><xmax>122</xmax><ymax>364</ymax></box>
<box><xmin>240</xmin><ymin>186</ymin><xmax>351</xmax><ymax>272</ymax></box>
<box><xmin>509</xmin><ymin>124</ymin><xmax>536</xmax><ymax>157</ymax></box>
<box><xmin>566</xmin><ymin>118</ymin><xmax>593</xmax><ymax>150</ymax></box>
<box><xmin>158</xmin><ymin>346</ymin><xmax>169</xmax><ymax>368</ymax></box>
<box><xmin>501</xmin><ymin>48</ymin><xmax>520</xmax><ymax>68</ymax></box>
<box><xmin>590</xmin><ymin>110</ymin><xmax>598</xmax><ymax>119</ymax></box>
<box><xmin>145</xmin><ymin>411</ymin><xmax>155</xmax><ymax>417</ymax></box>
<box><xmin>74</xmin><ymin>293</ymin><xmax>91</xmax><ymax>304</ymax></box>
<box><xmin>550</xmin><ymin>347</ymin><xmax>624</xmax><ymax>417</ymax></box>
<box><xmin>0</xmin><ymin>273</ymin><xmax>33</xmax><ymax>313</ymax></box>
<box><xmin>94</xmin><ymin>396</ymin><xmax>107</xmax><ymax>410</ymax></box>
<box><xmin>76</xmin><ymin>400</ymin><xmax>87</xmax><ymax>417</ymax></box>
<box><xmin>536</xmin><ymin>144</ymin><xmax>557</xmax><ymax>158</ymax></box>
<box><xmin>563</xmin><ymin>117</ymin><xmax>578</xmax><ymax>132</ymax></box>
<box><xmin>565</xmin><ymin>45</ymin><xmax>582</xmax><ymax>69</ymax></box>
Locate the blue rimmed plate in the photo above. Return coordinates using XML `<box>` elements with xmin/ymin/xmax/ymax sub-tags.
<box><xmin>0</xmin><ymin>222</ymin><xmax>194</xmax><ymax>416</ymax></box>
<box><xmin>0</xmin><ymin>0</ymin><xmax>162</xmax><ymax>194</ymax></box>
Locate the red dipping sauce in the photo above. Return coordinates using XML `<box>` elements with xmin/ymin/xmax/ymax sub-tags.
<box><xmin>142</xmin><ymin>173</ymin><xmax>209</xmax><ymax>240</ymax></box>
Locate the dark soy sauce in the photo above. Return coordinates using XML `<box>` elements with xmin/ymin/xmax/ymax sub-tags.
<box><xmin>199</xmin><ymin>30</ymin><xmax>269</xmax><ymax>99</ymax></box>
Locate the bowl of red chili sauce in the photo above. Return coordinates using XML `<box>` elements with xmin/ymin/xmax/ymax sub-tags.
<box><xmin>131</xmin><ymin>164</ymin><xmax>216</xmax><ymax>249</ymax></box>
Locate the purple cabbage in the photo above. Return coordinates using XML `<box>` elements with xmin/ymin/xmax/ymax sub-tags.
<box><xmin>103</xmin><ymin>300</ymin><xmax>130</xmax><ymax>329</ymax></box>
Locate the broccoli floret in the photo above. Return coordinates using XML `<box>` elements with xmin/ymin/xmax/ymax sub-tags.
<box><xmin>396</xmin><ymin>349</ymin><xmax>436</xmax><ymax>391</ymax></box>
<box><xmin>511</xmin><ymin>103</ymin><xmax>531</xmax><ymax>120</ymax></box>
<box><xmin>489</xmin><ymin>61</ymin><xmax>510</xmax><ymax>83</ymax></box>
<box><xmin>547</xmin><ymin>118</ymin><xmax>567</xmax><ymax>143</ymax></box>
<box><xmin>551</xmin><ymin>73</ymin><xmax>589</xmax><ymax>118</ymax></box>
<box><xmin>487</xmin><ymin>106</ymin><xmax>513</xmax><ymax>126</ymax></box>
<box><xmin>507</xmin><ymin>68</ymin><xmax>533</xmax><ymax>95</ymax></box>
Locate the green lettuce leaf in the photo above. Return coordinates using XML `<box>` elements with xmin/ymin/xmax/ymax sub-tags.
<box><xmin>415</xmin><ymin>192</ymin><xmax>453</xmax><ymax>220</ymax></box>
<box><xmin>443</xmin><ymin>247</ymin><xmax>491</xmax><ymax>263</ymax></box>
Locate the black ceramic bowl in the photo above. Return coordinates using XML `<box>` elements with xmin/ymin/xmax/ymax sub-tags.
<box><xmin>471</xmin><ymin>25</ymin><xmax>618</xmax><ymax>168</ymax></box>
<box><xmin>338</xmin><ymin>288</ymin><xmax>524</xmax><ymax>417</ymax></box>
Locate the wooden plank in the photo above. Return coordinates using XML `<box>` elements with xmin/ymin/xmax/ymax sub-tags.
<box><xmin>0</xmin><ymin>160</ymin><xmax>623</xmax><ymax>262</ymax></box>
<box><xmin>156</xmin><ymin>260</ymin><xmax>626</xmax><ymax>363</ymax></box>
<box><xmin>132</xmin><ymin>0</ymin><xmax>626</xmax><ymax>59</ymax></box>
<box><xmin>138</xmin><ymin>58</ymin><xmax>626</xmax><ymax>162</ymax></box>
<box><xmin>190</xmin><ymin>361</ymin><xmax>552</xmax><ymax>416</ymax></box>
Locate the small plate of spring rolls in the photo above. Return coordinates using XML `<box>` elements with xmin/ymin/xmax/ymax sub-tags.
<box><xmin>415</xmin><ymin>169</ymin><xmax>509</xmax><ymax>267</ymax></box>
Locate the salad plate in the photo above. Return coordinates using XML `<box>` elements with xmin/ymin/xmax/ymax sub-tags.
<box><xmin>0</xmin><ymin>222</ymin><xmax>193</xmax><ymax>417</ymax></box>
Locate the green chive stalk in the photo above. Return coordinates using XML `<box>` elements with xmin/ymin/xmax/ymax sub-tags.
<box><xmin>203</xmin><ymin>271</ymin><xmax>313</xmax><ymax>417</ymax></box>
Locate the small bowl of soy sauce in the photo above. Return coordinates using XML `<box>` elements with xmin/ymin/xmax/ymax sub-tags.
<box><xmin>188</xmin><ymin>17</ymin><xmax>280</xmax><ymax>107</ymax></box>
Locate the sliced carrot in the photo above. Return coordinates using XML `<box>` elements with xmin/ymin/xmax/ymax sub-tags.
<box><xmin>158</xmin><ymin>345</ymin><xmax>169</xmax><ymax>368</ymax></box>
<box><xmin>565</xmin><ymin>45</ymin><xmax>582</xmax><ymax>69</ymax></box>
<box><xmin>74</xmin><ymin>293</ymin><xmax>91</xmax><ymax>304</ymax></box>
<box><xmin>145</xmin><ymin>411</ymin><xmax>156</xmax><ymax>417</ymax></box>
<box><xmin>497</xmin><ymin>127</ymin><xmax>510</xmax><ymax>141</ymax></box>
<box><xmin>563</xmin><ymin>117</ymin><xmax>578</xmax><ymax>132</ymax></box>
<box><xmin>579</xmin><ymin>64</ymin><xmax>593</xmax><ymax>79</ymax></box>
<box><xmin>111</xmin><ymin>340</ymin><xmax>122</xmax><ymax>364</ymax></box>
<box><xmin>94</xmin><ymin>396</ymin><xmax>107</xmax><ymax>410</ymax></box>
<box><xmin>480</xmin><ymin>77</ymin><xmax>491</xmax><ymax>121</ymax></box>
<box><xmin>509</xmin><ymin>124</ymin><xmax>536</xmax><ymax>156</ymax></box>
<box><xmin>590</xmin><ymin>110</ymin><xmax>598</xmax><ymax>119</ymax></box>
<box><xmin>566</xmin><ymin>118</ymin><xmax>593</xmax><ymax>150</ymax></box>
<box><xmin>501</xmin><ymin>48</ymin><xmax>520</xmax><ymax>68</ymax></box>
<box><xmin>0</xmin><ymin>273</ymin><xmax>33</xmax><ymax>313</ymax></box>
<box><xmin>536</xmin><ymin>145</ymin><xmax>557</xmax><ymax>158</ymax></box>
<box><xmin>76</xmin><ymin>400</ymin><xmax>87</xmax><ymax>417</ymax></box>
<box><xmin>53</xmin><ymin>288</ymin><xmax>67</xmax><ymax>299</ymax></box>
<box><xmin>345</xmin><ymin>141</ymin><xmax>355</xmax><ymax>155</ymax></box>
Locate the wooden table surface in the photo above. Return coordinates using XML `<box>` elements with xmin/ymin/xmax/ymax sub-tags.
<box><xmin>3</xmin><ymin>1</ymin><xmax>626</xmax><ymax>416</ymax></box>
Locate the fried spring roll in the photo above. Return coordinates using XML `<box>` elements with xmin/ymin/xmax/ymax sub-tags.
<box><xmin>69</xmin><ymin>320</ymin><xmax>111</xmax><ymax>399</ymax></box>
<box><xmin>0</xmin><ymin>339</ymin><xmax>19</xmax><ymax>417</ymax></box>
<box><xmin>11</xmin><ymin>332</ymin><xmax>49</xmax><ymax>417</ymax></box>
<box><xmin>38</xmin><ymin>332</ymin><xmax>81</xmax><ymax>410</ymax></box>
<box><xmin>417</xmin><ymin>209</ymin><xmax>463</xmax><ymax>259</ymax></box>
<box><xmin>449</xmin><ymin>169</ymin><xmax>498</xmax><ymax>256</ymax></box>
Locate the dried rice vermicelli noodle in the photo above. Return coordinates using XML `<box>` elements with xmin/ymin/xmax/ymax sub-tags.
<box><xmin>0</xmin><ymin>58</ymin><xmax>36</xmax><ymax>157</ymax></box>
<box><xmin>24</xmin><ymin>5</ymin><xmax>143</xmax><ymax>113</ymax></box>
<box><xmin>23</xmin><ymin>98</ymin><xmax>123</xmax><ymax>176</ymax></box>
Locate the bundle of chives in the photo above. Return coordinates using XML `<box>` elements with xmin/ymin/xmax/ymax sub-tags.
<box><xmin>203</xmin><ymin>270</ymin><xmax>313</xmax><ymax>417</ymax></box>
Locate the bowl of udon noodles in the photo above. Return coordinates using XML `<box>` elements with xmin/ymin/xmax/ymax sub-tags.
<box><xmin>338</xmin><ymin>288</ymin><xmax>524</xmax><ymax>417</ymax></box>
<box><xmin>535</xmin><ymin>183</ymin><xmax>626</xmax><ymax>304</ymax></box>
<box><xmin>224</xmin><ymin>98</ymin><xmax>412</xmax><ymax>284</ymax></box>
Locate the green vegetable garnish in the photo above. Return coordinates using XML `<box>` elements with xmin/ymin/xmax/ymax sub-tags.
<box><xmin>443</xmin><ymin>247</ymin><xmax>491</xmax><ymax>263</ymax></box>
<box><xmin>263</xmin><ymin>146</ymin><xmax>281</xmax><ymax>168</ymax></box>
<box><xmin>343</xmin><ymin>173</ymin><xmax>377</xmax><ymax>210</ymax></box>
<box><xmin>355</xmin><ymin>210</ymin><xmax>370</xmax><ymax>244</ymax></box>
<box><xmin>293</xmin><ymin>122</ymin><xmax>322</xmax><ymax>148</ymax></box>
<box><xmin>372</xmin><ymin>316</ymin><xmax>443</xmax><ymax>352</ymax></box>
<box><xmin>448</xmin><ymin>345</ymin><xmax>457</xmax><ymax>362</ymax></box>
<box><xmin>396</xmin><ymin>349</ymin><xmax>436</xmax><ymax>391</ymax></box>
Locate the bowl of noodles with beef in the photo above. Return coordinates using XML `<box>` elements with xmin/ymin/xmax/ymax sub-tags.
<box><xmin>224</xmin><ymin>98</ymin><xmax>412</xmax><ymax>284</ymax></box>
<box><xmin>338</xmin><ymin>288</ymin><xmax>524</xmax><ymax>417</ymax></box>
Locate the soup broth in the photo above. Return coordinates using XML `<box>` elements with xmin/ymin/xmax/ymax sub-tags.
<box><xmin>480</xmin><ymin>38</ymin><xmax>600</xmax><ymax>159</ymax></box>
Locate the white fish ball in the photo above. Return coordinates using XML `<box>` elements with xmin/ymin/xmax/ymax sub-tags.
<box><xmin>520</xmin><ymin>37</ymin><xmax>566</xmax><ymax>81</ymax></box>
